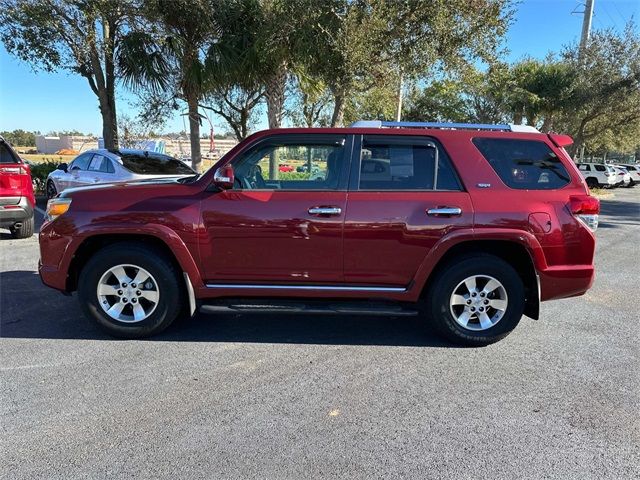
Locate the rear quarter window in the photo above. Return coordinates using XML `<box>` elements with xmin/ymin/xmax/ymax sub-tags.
<box><xmin>472</xmin><ymin>138</ymin><xmax>571</xmax><ymax>190</ymax></box>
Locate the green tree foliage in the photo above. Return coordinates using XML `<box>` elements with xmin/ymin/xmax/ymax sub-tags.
<box><xmin>119</xmin><ymin>0</ymin><xmax>220</xmax><ymax>172</ymax></box>
<box><xmin>295</xmin><ymin>0</ymin><xmax>513</xmax><ymax>126</ymax></box>
<box><xmin>557</xmin><ymin>24</ymin><xmax>640</xmax><ymax>156</ymax></box>
<box><xmin>0</xmin><ymin>0</ymin><xmax>137</xmax><ymax>149</ymax></box>
<box><xmin>0</xmin><ymin>130</ymin><xmax>37</xmax><ymax>146</ymax></box>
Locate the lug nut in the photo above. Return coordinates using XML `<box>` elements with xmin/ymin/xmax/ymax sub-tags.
<box><xmin>122</xmin><ymin>283</ymin><xmax>127</xmax><ymax>288</ymax></box>
<box><xmin>479</xmin><ymin>307</ymin><xmax>484</xmax><ymax>312</ymax></box>
<box><xmin>117</xmin><ymin>290</ymin><xmax>123</xmax><ymax>295</ymax></box>
<box><xmin>122</xmin><ymin>298</ymin><xmax>128</xmax><ymax>303</ymax></box>
<box><xmin>480</xmin><ymin>292</ymin><xmax>485</xmax><ymax>297</ymax></box>
<box><xmin>131</xmin><ymin>283</ymin><xmax>137</xmax><ymax>288</ymax></box>
<box><xmin>483</xmin><ymin>299</ymin><xmax>489</xmax><ymax>305</ymax></box>
<box><xmin>471</xmin><ymin>292</ymin><xmax>477</xmax><ymax>297</ymax></box>
<box><xmin>470</xmin><ymin>307</ymin><xmax>476</xmax><ymax>312</ymax></box>
<box><xmin>131</xmin><ymin>298</ymin><xmax>137</xmax><ymax>303</ymax></box>
<box><xmin>136</xmin><ymin>290</ymin><xmax>141</xmax><ymax>296</ymax></box>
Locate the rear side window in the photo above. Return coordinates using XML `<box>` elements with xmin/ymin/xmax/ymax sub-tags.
<box><xmin>473</xmin><ymin>138</ymin><xmax>571</xmax><ymax>190</ymax></box>
<box><xmin>0</xmin><ymin>143</ymin><xmax>18</xmax><ymax>164</ymax></box>
<box><xmin>119</xmin><ymin>153</ymin><xmax>194</xmax><ymax>175</ymax></box>
<box><xmin>594</xmin><ymin>165</ymin><xmax>606</xmax><ymax>172</ymax></box>
<box><xmin>359</xmin><ymin>137</ymin><xmax>461</xmax><ymax>191</ymax></box>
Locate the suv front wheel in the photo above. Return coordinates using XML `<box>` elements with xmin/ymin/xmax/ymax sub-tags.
<box><xmin>78</xmin><ymin>243</ymin><xmax>184</xmax><ymax>338</ymax></box>
<box><xmin>426</xmin><ymin>254</ymin><xmax>525</xmax><ymax>346</ymax></box>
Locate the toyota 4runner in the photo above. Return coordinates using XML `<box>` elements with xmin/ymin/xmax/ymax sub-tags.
<box><xmin>39</xmin><ymin>121</ymin><xmax>599</xmax><ymax>346</ymax></box>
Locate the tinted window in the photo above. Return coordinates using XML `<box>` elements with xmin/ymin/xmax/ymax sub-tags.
<box><xmin>594</xmin><ymin>165</ymin><xmax>606</xmax><ymax>172</ymax></box>
<box><xmin>0</xmin><ymin>143</ymin><xmax>18</xmax><ymax>164</ymax></box>
<box><xmin>359</xmin><ymin>138</ymin><xmax>460</xmax><ymax>191</ymax></box>
<box><xmin>119</xmin><ymin>152</ymin><xmax>194</xmax><ymax>175</ymax></box>
<box><xmin>233</xmin><ymin>140</ymin><xmax>345</xmax><ymax>190</ymax></box>
<box><xmin>578</xmin><ymin>164</ymin><xmax>590</xmax><ymax>171</ymax></box>
<box><xmin>473</xmin><ymin>138</ymin><xmax>570</xmax><ymax>190</ymax></box>
<box><xmin>70</xmin><ymin>153</ymin><xmax>92</xmax><ymax>171</ymax></box>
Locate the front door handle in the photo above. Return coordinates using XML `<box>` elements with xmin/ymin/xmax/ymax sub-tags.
<box><xmin>427</xmin><ymin>207</ymin><xmax>462</xmax><ymax>217</ymax></box>
<box><xmin>308</xmin><ymin>206</ymin><xmax>342</xmax><ymax>216</ymax></box>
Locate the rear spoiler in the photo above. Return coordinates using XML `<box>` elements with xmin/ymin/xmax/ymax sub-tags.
<box><xmin>548</xmin><ymin>133</ymin><xmax>573</xmax><ymax>148</ymax></box>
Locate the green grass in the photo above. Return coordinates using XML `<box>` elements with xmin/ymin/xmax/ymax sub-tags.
<box><xmin>21</xmin><ymin>154</ymin><xmax>76</xmax><ymax>164</ymax></box>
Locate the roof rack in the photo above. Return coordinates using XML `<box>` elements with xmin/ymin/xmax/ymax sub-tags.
<box><xmin>350</xmin><ymin>120</ymin><xmax>539</xmax><ymax>133</ymax></box>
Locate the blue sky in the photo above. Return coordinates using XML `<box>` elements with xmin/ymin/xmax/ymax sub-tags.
<box><xmin>0</xmin><ymin>0</ymin><xmax>638</xmax><ymax>135</ymax></box>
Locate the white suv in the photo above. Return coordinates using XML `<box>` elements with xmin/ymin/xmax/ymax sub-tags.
<box><xmin>614</xmin><ymin>164</ymin><xmax>639</xmax><ymax>186</ymax></box>
<box><xmin>577</xmin><ymin>163</ymin><xmax>617</xmax><ymax>188</ymax></box>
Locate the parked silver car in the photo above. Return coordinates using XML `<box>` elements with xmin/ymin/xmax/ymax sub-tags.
<box><xmin>46</xmin><ymin>149</ymin><xmax>196</xmax><ymax>198</ymax></box>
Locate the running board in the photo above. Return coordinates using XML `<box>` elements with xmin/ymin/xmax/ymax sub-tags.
<box><xmin>199</xmin><ymin>300</ymin><xmax>419</xmax><ymax>317</ymax></box>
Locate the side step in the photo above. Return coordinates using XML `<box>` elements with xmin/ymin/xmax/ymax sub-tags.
<box><xmin>199</xmin><ymin>299</ymin><xmax>419</xmax><ymax>317</ymax></box>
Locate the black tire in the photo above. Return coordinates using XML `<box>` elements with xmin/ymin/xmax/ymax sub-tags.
<box><xmin>46</xmin><ymin>180</ymin><xmax>58</xmax><ymax>199</ymax></box>
<box><xmin>585</xmin><ymin>177</ymin><xmax>598</xmax><ymax>189</ymax></box>
<box><xmin>78</xmin><ymin>242</ymin><xmax>184</xmax><ymax>339</ymax></box>
<box><xmin>425</xmin><ymin>254</ymin><xmax>525</xmax><ymax>347</ymax></box>
<box><xmin>10</xmin><ymin>216</ymin><xmax>34</xmax><ymax>239</ymax></box>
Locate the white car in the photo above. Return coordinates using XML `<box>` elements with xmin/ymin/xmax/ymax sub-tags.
<box><xmin>611</xmin><ymin>166</ymin><xmax>632</xmax><ymax>187</ymax></box>
<box><xmin>46</xmin><ymin>149</ymin><xmax>196</xmax><ymax>198</ymax></box>
<box><xmin>614</xmin><ymin>164</ymin><xmax>639</xmax><ymax>186</ymax></box>
<box><xmin>576</xmin><ymin>163</ymin><xmax>618</xmax><ymax>189</ymax></box>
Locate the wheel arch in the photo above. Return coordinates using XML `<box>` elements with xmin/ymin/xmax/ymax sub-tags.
<box><xmin>66</xmin><ymin>231</ymin><xmax>202</xmax><ymax>294</ymax></box>
<box><xmin>417</xmin><ymin>238</ymin><xmax>540</xmax><ymax>320</ymax></box>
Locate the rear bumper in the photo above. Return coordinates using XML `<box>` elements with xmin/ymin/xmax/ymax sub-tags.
<box><xmin>539</xmin><ymin>265</ymin><xmax>595</xmax><ymax>301</ymax></box>
<box><xmin>0</xmin><ymin>196</ymin><xmax>33</xmax><ymax>227</ymax></box>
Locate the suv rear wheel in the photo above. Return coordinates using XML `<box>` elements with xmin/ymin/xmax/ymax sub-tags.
<box><xmin>78</xmin><ymin>243</ymin><xmax>184</xmax><ymax>338</ymax></box>
<box><xmin>426</xmin><ymin>254</ymin><xmax>525</xmax><ymax>346</ymax></box>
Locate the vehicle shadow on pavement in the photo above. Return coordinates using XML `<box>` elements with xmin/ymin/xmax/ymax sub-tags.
<box><xmin>597</xmin><ymin>196</ymin><xmax>640</xmax><ymax>229</ymax></box>
<box><xmin>0</xmin><ymin>270</ymin><xmax>454</xmax><ymax>347</ymax></box>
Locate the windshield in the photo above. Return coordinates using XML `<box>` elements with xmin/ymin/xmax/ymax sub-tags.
<box><xmin>118</xmin><ymin>152</ymin><xmax>194</xmax><ymax>175</ymax></box>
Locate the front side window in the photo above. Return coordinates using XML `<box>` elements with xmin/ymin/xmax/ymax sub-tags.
<box><xmin>358</xmin><ymin>137</ymin><xmax>461</xmax><ymax>191</ymax></box>
<box><xmin>473</xmin><ymin>138</ymin><xmax>571</xmax><ymax>190</ymax></box>
<box><xmin>233</xmin><ymin>139</ymin><xmax>345</xmax><ymax>190</ymax></box>
<box><xmin>70</xmin><ymin>153</ymin><xmax>92</xmax><ymax>171</ymax></box>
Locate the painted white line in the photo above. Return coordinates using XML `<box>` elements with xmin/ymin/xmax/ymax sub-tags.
<box><xmin>34</xmin><ymin>206</ymin><xmax>46</xmax><ymax>216</ymax></box>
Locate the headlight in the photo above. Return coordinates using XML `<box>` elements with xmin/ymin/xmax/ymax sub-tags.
<box><xmin>45</xmin><ymin>197</ymin><xmax>72</xmax><ymax>221</ymax></box>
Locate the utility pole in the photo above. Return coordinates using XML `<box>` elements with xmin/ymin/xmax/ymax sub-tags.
<box><xmin>395</xmin><ymin>72</ymin><xmax>404</xmax><ymax>122</ymax></box>
<box><xmin>579</xmin><ymin>0</ymin><xmax>595</xmax><ymax>57</ymax></box>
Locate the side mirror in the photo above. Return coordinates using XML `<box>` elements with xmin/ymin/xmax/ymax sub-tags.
<box><xmin>213</xmin><ymin>164</ymin><xmax>235</xmax><ymax>190</ymax></box>
<box><xmin>57</xmin><ymin>163</ymin><xmax>68</xmax><ymax>173</ymax></box>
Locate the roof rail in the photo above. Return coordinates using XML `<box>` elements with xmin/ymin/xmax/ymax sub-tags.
<box><xmin>349</xmin><ymin>120</ymin><xmax>539</xmax><ymax>133</ymax></box>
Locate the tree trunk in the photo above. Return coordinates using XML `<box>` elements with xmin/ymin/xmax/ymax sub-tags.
<box><xmin>187</xmin><ymin>94</ymin><xmax>202</xmax><ymax>173</ymax></box>
<box><xmin>331</xmin><ymin>88</ymin><xmax>346</xmax><ymax>127</ymax></box>
<box><xmin>99</xmin><ymin>97</ymin><xmax>118</xmax><ymax>150</ymax></box>
<box><xmin>265</xmin><ymin>63</ymin><xmax>287</xmax><ymax>129</ymax></box>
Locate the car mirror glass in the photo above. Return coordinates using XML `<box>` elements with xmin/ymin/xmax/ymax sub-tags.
<box><xmin>57</xmin><ymin>163</ymin><xmax>68</xmax><ymax>173</ymax></box>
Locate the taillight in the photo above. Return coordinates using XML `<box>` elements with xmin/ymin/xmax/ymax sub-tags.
<box><xmin>0</xmin><ymin>164</ymin><xmax>29</xmax><ymax>175</ymax></box>
<box><xmin>570</xmin><ymin>195</ymin><xmax>600</xmax><ymax>232</ymax></box>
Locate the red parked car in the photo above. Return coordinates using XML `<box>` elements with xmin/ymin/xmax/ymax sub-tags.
<box><xmin>279</xmin><ymin>164</ymin><xmax>294</xmax><ymax>172</ymax></box>
<box><xmin>1</xmin><ymin>136</ymin><xmax>35</xmax><ymax>238</ymax></box>
<box><xmin>39</xmin><ymin>121</ymin><xmax>599</xmax><ymax>345</ymax></box>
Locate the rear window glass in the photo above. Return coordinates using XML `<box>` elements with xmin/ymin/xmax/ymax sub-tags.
<box><xmin>118</xmin><ymin>152</ymin><xmax>194</xmax><ymax>175</ymax></box>
<box><xmin>0</xmin><ymin>143</ymin><xmax>18</xmax><ymax>164</ymax></box>
<box><xmin>472</xmin><ymin>138</ymin><xmax>571</xmax><ymax>190</ymax></box>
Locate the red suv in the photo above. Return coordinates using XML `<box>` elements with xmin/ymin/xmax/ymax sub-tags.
<box><xmin>39</xmin><ymin>121</ymin><xmax>599</xmax><ymax>345</ymax></box>
<box><xmin>1</xmin><ymin>136</ymin><xmax>35</xmax><ymax>238</ymax></box>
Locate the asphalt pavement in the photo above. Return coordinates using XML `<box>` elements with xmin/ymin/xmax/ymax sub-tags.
<box><xmin>1</xmin><ymin>189</ymin><xmax>639</xmax><ymax>479</ymax></box>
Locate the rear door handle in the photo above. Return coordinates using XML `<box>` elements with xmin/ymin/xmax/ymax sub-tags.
<box><xmin>308</xmin><ymin>206</ymin><xmax>342</xmax><ymax>216</ymax></box>
<box><xmin>427</xmin><ymin>207</ymin><xmax>462</xmax><ymax>217</ymax></box>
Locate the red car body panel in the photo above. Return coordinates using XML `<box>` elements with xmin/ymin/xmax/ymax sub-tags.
<box><xmin>39</xmin><ymin>127</ymin><xmax>597</xmax><ymax>308</ymax></box>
